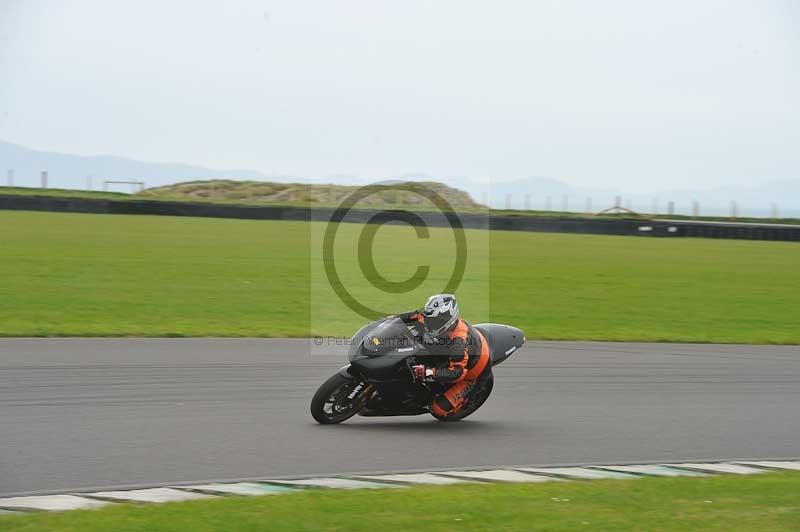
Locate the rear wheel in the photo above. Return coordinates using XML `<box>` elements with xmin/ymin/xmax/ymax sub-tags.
<box><xmin>310</xmin><ymin>372</ymin><xmax>370</xmax><ymax>424</ymax></box>
<box><xmin>432</xmin><ymin>377</ymin><xmax>494</xmax><ymax>422</ymax></box>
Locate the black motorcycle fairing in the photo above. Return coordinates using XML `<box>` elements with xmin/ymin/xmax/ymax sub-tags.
<box><xmin>474</xmin><ymin>323</ymin><xmax>525</xmax><ymax>367</ymax></box>
<box><xmin>348</xmin><ymin>317</ymin><xmax>419</xmax><ymax>380</ymax></box>
<box><xmin>337</xmin><ymin>365</ymin><xmax>357</xmax><ymax>379</ymax></box>
<box><xmin>347</xmin><ymin>319</ymin><xmax>384</xmax><ymax>359</ymax></box>
<box><xmin>350</xmin><ymin>351</ymin><xmax>411</xmax><ymax>379</ymax></box>
<box><xmin>362</xmin><ymin>317</ymin><xmax>415</xmax><ymax>354</ymax></box>
<box><xmin>359</xmin><ymin>380</ymin><xmax>432</xmax><ymax>417</ymax></box>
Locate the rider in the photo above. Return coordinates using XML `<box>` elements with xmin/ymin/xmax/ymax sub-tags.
<box><xmin>398</xmin><ymin>294</ymin><xmax>492</xmax><ymax>419</ymax></box>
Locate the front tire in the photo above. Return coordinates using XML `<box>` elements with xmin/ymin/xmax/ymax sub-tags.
<box><xmin>310</xmin><ymin>372</ymin><xmax>368</xmax><ymax>424</ymax></box>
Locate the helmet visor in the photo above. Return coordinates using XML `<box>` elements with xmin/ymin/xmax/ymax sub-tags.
<box><xmin>424</xmin><ymin>313</ymin><xmax>451</xmax><ymax>335</ymax></box>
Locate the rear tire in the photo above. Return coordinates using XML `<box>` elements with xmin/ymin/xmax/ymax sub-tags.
<box><xmin>431</xmin><ymin>378</ymin><xmax>494</xmax><ymax>422</ymax></box>
<box><xmin>310</xmin><ymin>372</ymin><xmax>367</xmax><ymax>424</ymax></box>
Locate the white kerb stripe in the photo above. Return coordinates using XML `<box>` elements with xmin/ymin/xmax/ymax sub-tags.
<box><xmin>434</xmin><ymin>470</ymin><xmax>562</xmax><ymax>483</ymax></box>
<box><xmin>0</xmin><ymin>495</ymin><xmax>110</xmax><ymax>512</ymax></box>
<box><xmin>87</xmin><ymin>488</ymin><xmax>215</xmax><ymax>503</ymax></box>
<box><xmin>664</xmin><ymin>463</ymin><xmax>766</xmax><ymax>475</ymax></box>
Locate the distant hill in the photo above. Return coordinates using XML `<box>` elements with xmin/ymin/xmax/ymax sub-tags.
<box><xmin>138</xmin><ymin>179</ymin><xmax>483</xmax><ymax>209</ymax></box>
<box><xmin>0</xmin><ymin>140</ymin><xmax>268</xmax><ymax>189</ymax></box>
<box><xmin>2</xmin><ymin>139</ymin><xmax>799</xmax><ymax>217</ymax></box>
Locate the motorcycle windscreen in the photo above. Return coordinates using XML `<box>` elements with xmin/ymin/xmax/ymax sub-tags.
<box><xmin>361</xmin><ymin>317</ymin><xmax>415</xmax><ymax>354</ymax></box>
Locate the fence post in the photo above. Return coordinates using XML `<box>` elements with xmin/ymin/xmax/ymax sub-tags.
<box><xmin>40</xmin><ymin>171</ymin><xmax>48</xmax><ymax>188</ymax></box>
<box><xmin>692</xmin><ymin>201</ymin><xmax>699</xmax><ymax>217</ymax></box>
<box><xmin>730</xmin><ymin>201</ymin><xmax>738</xmax><ymax>219</ymax></box>
<box><xmin>505</xmin><ymin>194</ymin><xmax>511</xmax><ymax>210</ymax></box>
<box><xmin>667</xmin><ymin>201</ymin><xmax>675</xmax><ymax>216</ymax></box>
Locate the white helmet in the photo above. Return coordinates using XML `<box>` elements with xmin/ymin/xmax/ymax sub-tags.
<box><xmin>422</xmin><ymin>294</ymin><xmax>459</xmax><ymax>337</ymax></box>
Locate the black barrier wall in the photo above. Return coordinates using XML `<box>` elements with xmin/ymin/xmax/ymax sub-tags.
<box><xmin>1</xmin><ymin>194</ymin><xmax>799</xmax><ymax>242</ymax></box>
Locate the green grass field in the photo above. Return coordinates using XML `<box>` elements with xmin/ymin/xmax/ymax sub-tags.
<box><xmin>2</xmin><ymin>473</ymin><xmax>799</xmax><ymax>531</ymax></box>
<box><xmin>1</xmin><ymin>210</ymin><xmax>798</xmax><ymax>342</ymax></box>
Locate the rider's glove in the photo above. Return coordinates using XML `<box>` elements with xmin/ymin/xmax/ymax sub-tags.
<box><xmin>411</xmin><ymin>365</ymin><xmax>434</xmax><ymax>382</ymax></box>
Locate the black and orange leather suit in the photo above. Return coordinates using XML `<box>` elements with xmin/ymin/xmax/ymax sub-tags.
<box><xmin>399</xmin><ymin>311</ymin><xmax>492</xmax><ymax>418</ymax></box>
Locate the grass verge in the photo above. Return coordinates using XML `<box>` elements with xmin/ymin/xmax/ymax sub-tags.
<box><xmin>1</xmin><ymin>210</ymin><xmax>799</xmax><ymax>342</ymax></box>
<box><xmin>2</xmin><ymin>472</ymin><xmax>799</xmax><ymax>531</ymax></box>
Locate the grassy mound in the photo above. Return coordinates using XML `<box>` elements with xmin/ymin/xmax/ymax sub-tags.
<box><xmin>137</xmin><ymin>179</ymin><xmax>484</xmax><ymax>209</ymax></box>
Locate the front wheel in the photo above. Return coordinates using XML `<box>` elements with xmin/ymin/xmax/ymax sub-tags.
<box><xmin>310</xmin><ymin>372</ymin><xmax>370</xmax><ymax>424</ymax></box>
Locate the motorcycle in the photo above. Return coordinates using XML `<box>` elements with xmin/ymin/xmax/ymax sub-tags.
<box><xmin>310</xmin><ymin>316</ymin><xmax>525</xmax><ymax>424</ymax></box>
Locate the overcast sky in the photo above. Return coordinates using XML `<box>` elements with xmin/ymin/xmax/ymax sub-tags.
<box><xmin>0</xmin><ymin>0</ymin><xmax>798</xmax><ymax>192</ymax></box>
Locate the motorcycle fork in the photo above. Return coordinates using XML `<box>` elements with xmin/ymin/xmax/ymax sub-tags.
<box><xmin>359</xmin><ymin>384</ymin><xmax>375</xmax><ymax>403</ymax></box>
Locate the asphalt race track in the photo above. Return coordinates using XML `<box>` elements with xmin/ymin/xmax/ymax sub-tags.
<box><xmin>2</xmin><ymin>339</ymin><xmax>799</xmax><ymax>496</ymax></box>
